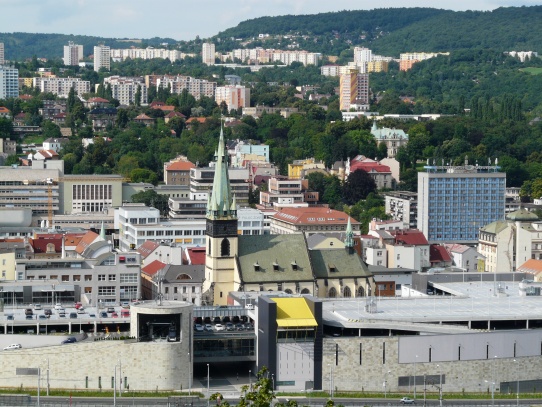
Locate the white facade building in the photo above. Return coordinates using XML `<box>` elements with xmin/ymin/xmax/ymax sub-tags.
<box><xmin>0</xmin><ymin>65</ymin><xmax>19</xmax><ymax>99</ymax></box>
<box><xmin>0</xmin><ymin>42</ymin><xmax>4</xmax><ymax>65</ymax></box>
<box><xmin>110</xmin><ymin>47</ymin><xmax>186</xmax><ymax>62</ymax></box>
<box><xmin>103</xmin><ymin>76</ymin><xmax>147</xmax><ymax>106</ymax></box>
<box><xmin>156</xmin><ymin>75</ymin><xmax>216</xmax><ymax>100</ymax></box>
<box><xmin>63</xmin><ymin>42</ymin><xmax>83</xmax><ymax>66</ymax></box>
<box><xmin>33</xmin><ymin>77</ymin><xmax>90</xmax><ymax>98</ymax></box>
<box><xmin>94</xmin><ymin>44</ymin><xmax>111</xmax><ymax>72</ymax></box>
<box><xmin>202</xmin><ymin>43</ymin><xmax>216</xmax><ymax>66</ymax></box>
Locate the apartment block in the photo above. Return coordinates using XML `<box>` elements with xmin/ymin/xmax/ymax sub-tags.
<box><xmin>110</xmin><ymin>47</ymin><xmax>186</xmax><ymax>62</ymax></box>
<box><xmin>0</xmin><ymin>42</ymin><xmax>4</xmax><ymax>65</ymax></box>
<box><xmin>384</xmin><ymin>191</ymin><xmax>418</xmax><ymax>229</ymax></box>
<box><xmin>63</xmin><ymin>42</ymin><xmax>83</xmax><ymax>66</ymax></box>
<box><xmin>259</xmin><ymin>177</ymin><xmax>319</xmax><ymax>209</ymax></box>
<box><xmin>154</xmin><ymin>75</ymin><xmax>216</xmax><ymax>100</ymax></box>
<box><xmin>94</xmin><ymin>44</ymin><xmax>111</xmax><ymax>72</ymax></box>
<box><xmin>399</xmin><ymin>52</ymin><xmax>449</xmax><ymax>71</ymax></box>
<box><xmin>339</xmin><ymin>69</ymin><xmax>369</xmax><ymax>111</ymax></box>
<box><xmin>33</xmin><ymin>77</ymin><xmax>90</xmax><ymax>98</ymax></box>
<box><xmin>0</xmin><ymin>66</ymin><xmax>19</xmax><ymax>99</ymax></box>
<box><xmin>418</xmin><ymin>160</ymin><xmax>506</xmax><ymax>244</ymax></box>
<box><xmin>103</xmin><ymin>76</ymin><xmax>147</xmax><ymax>105</ymax></box>
<box><xmin>215</xmin><ymin>85</ymin><xmax>250</xmax><ymax>110</ymax></box>
<box><xmin>202</xmin><ymin>43</ymin><xmax>215</xmax><ymax>66</ymax></box>
<box><xmin>190</xmin><ymin>166</ymin><xmax>250</xmax><ymax>204</ymax></box>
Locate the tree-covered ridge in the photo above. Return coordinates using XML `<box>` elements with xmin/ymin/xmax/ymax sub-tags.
<box><xmin>216</xmin><ymin>8</ymin><xmax>448</xmax><ymax>39</ymax></box>
<box><xmin>0</xmin><ymin>32</ymin><xmax>177</xmax><ymax>60</ymax></box>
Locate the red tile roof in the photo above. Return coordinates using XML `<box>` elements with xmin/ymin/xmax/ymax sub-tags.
<box><xmin>0</xmin><ymin>107</ymin><xmax>10</xmax><ymax>114</ymax></box>
<box><xmin>88</xmin><ymin>97</ymin><xmax>110</xmax><ymax>103</ymax></box>
<box><xmin>152</xmin><ymin>105</ymin><xmax>175</xmax><ymax>112</ymax></box>
<box><xmin>166</xmin><ymin>161</ymin><xmax>195</xmax><ymax>171</ymax></box>
<box><xmin>165</xmin><ymin>111</ymin><xmax>186</xmax><ymax>118</ymax></box>
<box><xmin>137</xmin><ymin>241</ymin><xmax>160</xmax><ymax>259</ymax></box>
<box><xmin>19</xmin><ymin>94</ymin><xmax>33</xmax><ymax>100</ymax></box>
<box><xmin>75</xmin><ymin>231</ymin><xmax>100</xmax><ymax>254</ymax></box>
<box><xmin>350</xmin><ymin>163</ymin><xmax>392</xmax><ymax>174</ymax></box>
<box><xmin>517</xmin><ymin>259</ymin><xmax>542</xmax><ymax>275</ymax></box>
<box><xmin>142</xmin><ymin>260</ymin><xmax>167</xmax><ymax>277</ymax></box>
<box><xmin>186</xmin><ymin>247</ymin><xmax>206</xmax><ymax>265</ymax></box>
<box><xmin>36</xmin><ymin>149</ymin><xmax>59</xmax><ymax>159</ymax></box>
<box><xmin>186</xmin><ymin>117</ymin><xmax>207</xmax><ymax>124</ymax></box>
<box><xmin>430</xmin><ymin>245</ymin><xmax>452</xmax><ymax>263</ymax></box>
<box><xmin>272</xmin><ymin>207</ymin><xmax>359</xmax><ymax>225</ymax></box>
<box><xmin>31</xmin><ymin>237</ymin><xmax>62</xmax><ymax>254</ymax></box>
<box><xmin>389</xmin><ymin>229</ymin><xmax>429</xmax><ymax>246</ymax></box>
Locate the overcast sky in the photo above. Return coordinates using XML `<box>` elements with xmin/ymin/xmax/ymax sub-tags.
<box><xmin>0</xmin><ymin>0</ymin><xmax>538</xmax><ymax>41</ymax></box>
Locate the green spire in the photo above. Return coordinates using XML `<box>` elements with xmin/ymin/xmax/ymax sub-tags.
<box><xmin>207</xmin><ymin>123</ymin><xmax>236</xmax><ymax>220</ymax></box>
<box><xmin>345</xmin><ymin>217</ymin><xmax>354</xmax><ymax>248</ymax></box>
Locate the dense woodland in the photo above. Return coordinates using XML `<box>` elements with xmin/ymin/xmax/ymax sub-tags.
<box><xmin>2</xmin><ymin>6</ymin><xmax>542</xmax><ymax>227</ymax></box>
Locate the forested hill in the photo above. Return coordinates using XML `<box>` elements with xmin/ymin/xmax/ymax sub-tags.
<box><xmin>2</xmin><ymin>6</ymin><xmax>542</xmax><ymax>61</ymax></box>
<box><xmin>0</xmin><ymin>33</ymin><xmax>176</xmax><ymax>61</ymax></box>
<box><xmin>215</xmin><ymin>6</ymin><xmax>542</xmax><ymax>56</ymax></box>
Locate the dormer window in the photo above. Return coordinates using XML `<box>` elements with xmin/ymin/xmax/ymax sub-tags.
<box><xmin>273</xmin><ymin>261</ymin><xmax>279</xmax><ymax>271</ymax></box>
<box><xmin>329</xmin><ymin>263</ymin><xmax>337</xmax><ymax>273</ymax></box>
<box><xmin>254</xmin><ymin>262</ymin><xmax>260</xmax><ymax>272</ymax></box>
<box><xmin>291</xmin><ymin>261</ymin><xmax>298</xmax><ymax>271</ymax></box>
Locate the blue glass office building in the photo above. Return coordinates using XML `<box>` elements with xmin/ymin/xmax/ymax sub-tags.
<box><xmin>418</xmin><ymin>164</ymin><xmax>506</xmax><ymax>243</ymax></box>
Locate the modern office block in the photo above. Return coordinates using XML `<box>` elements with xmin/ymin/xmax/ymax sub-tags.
<box><xmin>418</xmin><ymin>160</ymin><xmax>506</xmax><ymax>243</ymax></box>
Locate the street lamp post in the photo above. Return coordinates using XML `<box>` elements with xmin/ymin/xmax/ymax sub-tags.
<box><xmin>114</xmin><ymin>364</ymin><xmax>117</xmax><ymax>407</ymax></box>
<box><xmin>45</xmin><ymin>358</ymin><xmax>49</xmax><ymax>396</ymax></box>
<box><xmin>249</xmin><ymin>369</ymin><xmax>251</xmax><ymax>390</ymax></box>
<box><xmin>485</xmin><ymin>380</ymin><xmax>495</xmax><ymax>407</ymax></box>
<box><xmin>37</xmin><ymin>367</ymin><xmax>40</xmax><ymax>407</ymax></box>
<box><xmin>271</xmin><ymin>373</ymin><xmax>275</xmax><ymax>391</ymax></box>
<box><xmin>437</xmin><ymin>364</ymin><xmax>442</xmax><ymax>407</ymax></box>
<box><xmin>514</xmin><ymin>359</ymin><xmax>519</xmax><ymax>407</ymax></box>
<box><xmin>188</xmin><ymin>352</ymin><xmax>191</xmax><ymax>395</ymax></box>
<box><xmin>384</xmin><ymin>370</ymin><xmax>391</xmax><ymax>398</ymax></box>
<box><xmin>207</xmin><ymin>364</ymin><xmax>210</xmax><ymax>407</ymax></box>
<box><xmin>414</xmin><ymin>355</ymin><xmax>418</xmax><ymax>400</ymax></box>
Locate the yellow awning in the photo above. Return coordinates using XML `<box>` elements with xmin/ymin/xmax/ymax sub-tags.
<box><xmin>273</xmin><ymin>297</ymin><xmax>317</xmax><ymax>328</ymax></box>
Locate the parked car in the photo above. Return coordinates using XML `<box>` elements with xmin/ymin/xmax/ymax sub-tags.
<box><xmin>44</xmin><ymin>308</ymin><xmax>52</xmax><ymax>316</ymax></box>
<box><xmin>34</xmin><ymin>303</ymin><xmax>42</xmax><ymax>310</ymax></box>
<box><xmin>26</xmin><ymin>314</ymin><xmax>34</xmax><ymax>320</ymax></box>
<box><xmin>222</xmin><ymin>316</ymin><xmax>231</xmax><ymax>323</ymax></box>
<box><xmin>232</xmin><ymin>316</ymin><xmax>240</xmax><ymax>323</ymax></box>
<box><xmin>24</xmin><ymin>308</ymin><xmax>33</xmax><ymax>316</ymax></box>
<box><xmin>194</xmin><ymin>324</ymin><xmax>204</xmax><ymax>332</ymax></box>
<box><xmin>77</xmin><ymin>308</ymin><xmax>85</xmax><ymax>314</ymax></box>
<box><xmin>226</xmin><ymin>322</ymin><xmax>235</xmax><ymax>331</ymax></box>
<box><xmin>3</xmin><ymin>343</ymin><xmax>22</xmax><ymax>350</ymax></box>
<box><xmin>204</xmin><ymin>324</ymin><xmax>213</xmax><ymax>332</ymax></box>
<box><xmin>61</xmin><ymin>337</ymin><xmax>77</xmax><ymax>344</ymax></box>
<box><xmin>111</xmin><ymin>312</ymin><xmax>119</xmax><ymax>318</ymax></box>
<box><xmin>54</xmin><ymin>303</ymin><xmax>63</xmax><ymax>310</ymax></box>
<box><xmin>213</xmin><ymin>316</ymin><xmax>221</xmax><ymax>324</ymax></box>
<box><xmin>57</xmin><ymin>308</ymin><xmax>66</xmax><ymax>315</ymax></box>
<box><xmin>121</xmin><ymin>302</ymin><xmax>130</xmax><ymax>309</ymax></box>
<box><xmin>236</xmin><ymin>323</ymin><xmax>244</xmax><ymax>331</ymax></box>
<box><xmin>400</xmin><ymin>397</ymin><xmax>416</xmax><ymax>404</ymax></box>
<box><xmin>69</xmin><ymin>312</ymin><xmax>77</xmax><ymax>319</ymax></box>
<box><xmin>214</xmin><ymin>323</ymin><xmax>225</xmax><ymax>331</ymax></box>
<box><xmin>121</xmin><ymin>310</ymin><xmax>130</xmax><ymax>318</ymax></box>
<box><xmin>99</xmin><ymin>311</ymin><xmax>108</xmax><ymax>318</ymax></box>
<box><xmin>167</xmin><ymin>327</ymin><xmax>177</xmax><ymax>342</ymax></box>
<box><xmin>74</xmin><ymin>302</ymin><xmax>83</xmax><ymax>309</ymax></box>
<box><xmin>38</xmin><ymin>314</ymin><xmax>47</xmax><ymax>320</ymax></box>
<box><xmin>107</xmin><ymin>307</ymin><xmax>115</xmax><ymax>313</ymax></box>
<box><xmin>89</xmin><ymin>313</ymin><xmax>96</xmax><ymax>318</ymax></box>
<box><xmin>6</xmin><ymin>314</ymin><xmax>14</xmax><ymax>320</ymax></box>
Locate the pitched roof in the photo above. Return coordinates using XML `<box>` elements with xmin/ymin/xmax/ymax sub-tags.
<box><xmin>186</xmin><ymin>117</ymin><xmax>207</xmax><ymax>124</ymax></box>
<box><xmin>480</xmin><ymin>220</ymin><xmax>509</xmax><ymax>235</ymax></box>
<box><xmin>137</xmin><ymin>241</ymin><xmax>160</xmax><ymax>259</ymax></box>
<box><xmin>162</xmin><ymin>264</ymin><xmax>205</xmax><ymax>283</ymax></box>
<box><xmin>506</xmin><ymin>208</ymin><xmax>539</xmax><ymax>221</ymax></box>
<box><xmin>75</xmin><ymin>231</ymin><xmax>100</xmax><ymax>254</ymax></box>
<box><xmin>237</xmin><ymin>234</ymin><xmax>314</xmax><ymax>283</ymax></box>
<box><xmin>31</xmin><ymin>237</ymin><xmax>62</xmax><ymax>254</ymax></box>
<box><xmin>430</xmin><ymin>244</ymin><xmax>452</xmax><ymax>263</ymax></box>
<box><xmin>152</xmin><ymin>105</ymin><xmax>175</xmax><ymax>112</ymax></box>
<box><xmin>389</xmin><ymin>229</ymin><xmax>429</xmax><ymax>246</ymax></box>
<box><xmin>350</xmin><ymin>163</ymin><xmax>392</xmax><ymax>174</ymax></box>
<box><xmin>517</xmin><ymin>259</ymin><xmax>542</xmax><ymax>276</ymax></box>
<box><xmin>142</xmin><ymin>260</ymin><xmax>167</xmax><ymax>277</ymax></box>
<box><xmin>134</xmin><ymin>113</ymin><xmax>153</xmax><ymax>120</ymax></box>
<box><xmin>35</xmin><ymin>149</ymin><xmax>59</xmax><ymax>158</ymax></box>
<box><xmin>166</xmin><ymin>161</ymin><xmax>196</xmax><ymax>171</ymax></box>
<box><xmin>185</xmin><ymin>247</ymin><xmax>206</xmax><ymax>265</ymax></box>
<box><xmin>88</xmin><ymin>97</ymin><xmax>110</xmax><ymax>103</ymax></box>
<box><xmin>444</xmin><ymin>243</ymin><xmax>472</xmax><ymax>254</ymax></box>
<box><xmin>310</xmin><ymin>248</ymin><xmax>371</xmax><ymax>278</ymax></box>
<box><xmin>272</xmin><ymin>207</ymin><xmax>358</xmax><ymax>226</ymax></box>
<box><xmin>0</xmin><ymin>107</ymin><xmax>10</xmax><ymax>114</ymax></box>
<box><xmin>165</xmin><ymin>111</ymin><xmax>186</xmax><ymax>118</ymax></box>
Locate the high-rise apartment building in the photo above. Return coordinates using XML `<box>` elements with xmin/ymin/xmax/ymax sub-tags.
<box><xmin>339</xmin><ymin>69</ymin><xmax>369</xmax><ymax>111</ymax></box>
<box><xmin>93</xmin><ymin>44</ymin><xmax>111</xmax><ymax>72</ymax></box>
<box><xmin>202</xmin><ymin>43</ymin><xmax>215</xmax><ymax>66</ymax></box>
<box><xmin>215</xmin><ymin>85</ymin><xmax>250</xmax><ymax>110</ymax></box>
<box><xmin>63</xmin><ymin>42</ymin><xmax>83</xmax><ymax>66</ymax></box>
<box><xmin>33</xmin><ymin>77</ymin><xmax>90</xmax><ymax>97</ymax></box>
<box><xmin>353</xmin><ymin>47</ymin><xmax>372</xmax><ymax>64</ymax></box>
<box><xmin>103</xmin><ymin>76</ymin><xmax>147</xmax><ymax>105</ymax></box>
<box><xmin>417</xmin><ymin>160</ymin><xmax>506</xmax><ymax>244</ymax></box>
<box><xmin>0</xmin><ymin>65</ymin><xmax>19</xmax><ymax>99</ymax></box>
<box><xmin>0</xmin><ymin>42</ymin><xmax>4</xmax><ymax>65</ymax></box>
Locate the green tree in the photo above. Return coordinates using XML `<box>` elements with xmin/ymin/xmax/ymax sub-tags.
<box><xmin>115</xmin><ymin>155</ymin><xmax>140</xmax><ymax>178</ymax></box>
<box><xmin>131</xmin><ymin>189</ymin><xmax>169</xmax><ymax>216</ymax></box>
<box><xmin>130</xmin><ymin>168</ymin><xmax>159</xmax><ymax>185</ymax></box>
<box><xmin>342</xmin><ymin>169</ymin><xmax>377</xmax><ymax>205</ymax></box>
<box><xmin>233</xmin><ymin>366</ymin><xmax>275</xmax><ymax>407</ymax></box>
<box><xmin>134</xmin><ymin>85</ymin><xmax>142</xmax><ymax>107</ymax></box>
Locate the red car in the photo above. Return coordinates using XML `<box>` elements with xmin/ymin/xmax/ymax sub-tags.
<box><xmin>111</xmin><ymin>312</ymin><xmax>119</xmax><ymax>318</ymax></box>
<box><xmin>75</xmin><ymin>302</ymin><xmax>83</xmax><ymax>309</ymax></box>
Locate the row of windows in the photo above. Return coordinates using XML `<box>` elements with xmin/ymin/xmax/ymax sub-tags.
<box><xmin>72</xmin><ymin>184</ymin><xmax>113</xmax><ymax>200</ymax></box>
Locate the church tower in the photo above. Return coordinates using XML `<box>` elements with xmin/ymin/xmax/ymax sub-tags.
<box><xmin>203</xmin><ymin>125</ymin><xmax>238</xmax><ymax>305</ymax></box>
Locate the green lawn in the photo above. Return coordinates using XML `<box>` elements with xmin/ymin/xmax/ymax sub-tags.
<box><xmin>519</xmin><ymin>67</ymin><xmax>542</xmax><ymax>75</ymax></box>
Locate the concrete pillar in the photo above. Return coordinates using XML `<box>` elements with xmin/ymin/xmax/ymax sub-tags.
<box><xmin>69</xmin><ymin>322</ymin><xmax>72</xmax><ymax>334</ymax></box>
